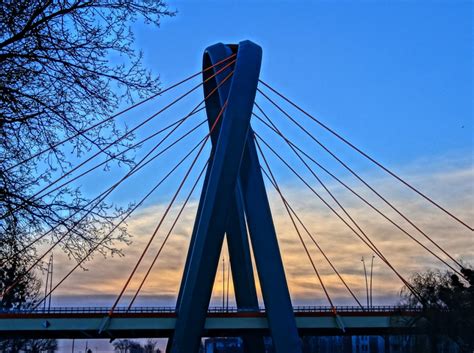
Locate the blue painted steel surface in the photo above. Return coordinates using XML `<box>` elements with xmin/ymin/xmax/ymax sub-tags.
<box><xmin>177</xmin><ymin>43</ymin><xmax>259</xmax><ymax>312</ymax></box>
<box><xmin>172</xmin><ymin>40</ymin><xmax>301</xmax><ymax>353</ymax></box>
<box><xmin>204</xmin><ymin>43</ymin><xmax>264</xmax><ymax>353</ymax></box>
<box><xmin>175</xmin><ymin>43</ymin><xmax>234</xmax><ymax>310</ymax></box>
<box><xmin>174</xmin><ymin>42</ymin><xmax>263</xmax><ymax>353</ymax></box>
<box><xmin>202</xmin><ymin>43</ymin><xmax>259</xmax><ymax>312</ymax></box>
<box><xmin>238</xmin><ymin>117</ymin><xmax>302</xmax><ymax>352</ymax></box>
<box><xmin>170</xmin><ymin>40</ymin><xmax>264</xmax><ymax>353</ymax></box>
<box><xmin>0</xmin><ymin>307</ymin><xmax>419</xmax><ymax>339</ymax></box>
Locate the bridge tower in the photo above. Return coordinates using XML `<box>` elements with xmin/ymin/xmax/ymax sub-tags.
<box><xmin>169</xmin><ymin>41</ymin><xmax>302</xmax><ymax>353</ymax></box>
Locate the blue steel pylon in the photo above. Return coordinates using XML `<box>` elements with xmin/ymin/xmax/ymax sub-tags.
<box><xmin>169</xmin><ymin>41</ymin><xmax>302</xmax><ymax>353</ymax></box>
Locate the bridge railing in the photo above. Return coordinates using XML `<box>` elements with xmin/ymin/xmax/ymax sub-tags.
<box><xmin>0</xmin><ymin>305</ymin><xmax>422</xmax><ymax>315</ymax></box>
<box><xmin>292</xmin><ymin>305</ymin><xmax>422</xmax><ymax>313</ymax></box>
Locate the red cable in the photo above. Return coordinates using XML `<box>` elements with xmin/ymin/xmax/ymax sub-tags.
<box><xmin>5</xmin><ymin>53</ymin><xmax>236</xmax><ymax>172</ymax></box>
<box><xmin>256</xmin><ymin>143</ymin><xmax>363</xmax><ymax>307</ymax></box>
<box><xmin>127</xmin><ymin>159</ymin><xmax>210</xmax><ymax>310</ymax></box>
<box><xmin>254</xmin><ymin>132</ymin><xmax>424</xmax><ymax>303</ymax></box>
<box><xmin>7</xmin><ymin>69</ymin><xmax>234</xmax><ymax>266</ymax></box>
<box><xmin>253</xmin><ymin>110</ymin><xmax>463</xmax><ymax>276</ymax></box>
<box><xmin>1</xmin><ymin>118</ymin><xmax>208</xmax><ymax>266</ymax></box>
<box><xmin>258</xmin><ymin>81</ymin><xmax>473</xmax><ymax>232</ymax></box>
<box><xmin>31</xmin><ymin>135</ymin><xmax>210</xmax><ymax>311</ymax></box>
<box><xmin>109</xmin><ymin>100</ymin><xmax>228</xmax><ymax>315</ymax></box>
<box><xmin>253</xmin><ymin>99</ymin><xmax>465</xmax><ymax>269</ymax></box>
<box><xmin>2</xmin><ymin>118</ymin><xmax>205</xmax><ymax>298</ymax></box>
<box><xmin>255</xmin><ymin>138</ymin><xmax>336</xmax><ymax>310</ymax></box>
<box><xmin>2</xmin><ymin>58</ymin><xmax>235</xmax><ymax>220</ymax></box>
<box><xmin>0</xmin><ymin>112</ymin><xmax>201</xmax><ymax>222</ymax></box>
<box><xmin>2</xmin><ymin>71</ymin><xmax>234</xmax><ymax>298</ymax></box>
<box><xmin>283</xmin><ymin>194</ymin><xmax>364</xmax><ymax>309</ymax></box>
<box><xmin>36</xmin><ymin>113</ymin><xmax>206</xmax><ymax>201</ymax></box>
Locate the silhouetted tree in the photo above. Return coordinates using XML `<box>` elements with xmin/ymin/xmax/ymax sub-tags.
<box><xmin>0</xmin><ymin>1</ymin><xmax>174</xmax><ymax>263</ymax></box>
<box><xmin>0</xmin><ymin>222</ymin><xmax>40</xmax><ymax>310</ymax></box>
<box><xmin>113</xmin><ymin>340</ymin><xmax>153</xmax><ymax>353</ymax></box>
<box><xmin>401</xmin><ymin>265</ymin><xmax>474</xmax><ymax>353</ymax></box>
<box><xmin>113</xmin><ymin>339</ymin><xmax>133</xmax><ymax>353</ymax></box>
<box><xmin>23</xmin><ymin>338</ymin><xmax>58</xmax><ymax>353</ymax></box>
<box><xmin>129</xmin><ymin>342</ymin><xmax>144</xmax><ymax>353</ymax></box>
<box><xmin>0</xmin><ymin>223</ymin><xmax>57</xmax><ymax>352</ymax></box>
<box><xmin>1</xmin><ymin>3</ymin><xmax>169</xmax><ymax>351</ymax></box>
<box><xmin>143</xmin><ymin>340</ymin><xmax>161</xmax><ymax>353</ymax></box>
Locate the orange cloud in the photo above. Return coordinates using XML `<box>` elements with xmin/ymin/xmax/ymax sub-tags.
<box><xmin>46</xmin><ymin>153</ymin><xmax>473</xmax><ymax>308</ymax></box>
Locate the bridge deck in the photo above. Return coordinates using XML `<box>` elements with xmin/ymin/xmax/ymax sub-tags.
<box><xmin>0</xmin><ymin>306</ymin><xmax>419</xmax><ymax>339</ymax></box>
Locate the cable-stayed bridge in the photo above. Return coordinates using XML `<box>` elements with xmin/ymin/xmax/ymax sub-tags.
<box><xmin>0</xmin><ymin>306</ymin><xmax>421</xmax><ymax>339</ymax></box>
<box><xmin>1</xmin><ymin>41</ymin><xmax>471</xmax><ymax>353</ymax></box>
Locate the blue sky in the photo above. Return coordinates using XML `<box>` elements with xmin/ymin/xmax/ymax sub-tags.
<box><xmin>138</xmin><ymin>0</ymin><xmax>472</xmax><ymax>157</ymax></box>
<box><xmin>43</xmin><ymin>2</ymin><xmax>473</xmax><ymax>350</ymax></box>
<box><xmin>46</xmin><ymin>0</ymin><xmax>473</xmax><ymax>307</ymax></box>
<box><xmin>80</xmin><ymin>0</ymin><xmax>473</xmax><ymax>206</ymax></box>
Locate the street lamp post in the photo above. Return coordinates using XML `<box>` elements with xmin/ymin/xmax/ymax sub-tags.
<box><xmin>361</xmin><ymin>257</ymin><xmax>369</xmax><ymax>308</ymax></box>
<box><xmin>369</xmin><ymin>255</ymin><xmax>375</xmax><ymax>308</ymax></box>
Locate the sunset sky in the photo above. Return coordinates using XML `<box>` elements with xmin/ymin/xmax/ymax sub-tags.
<box><xmin>42</xmin><ymin>0</ymin><xmax>473</xmax><ymax>311</ymax></box>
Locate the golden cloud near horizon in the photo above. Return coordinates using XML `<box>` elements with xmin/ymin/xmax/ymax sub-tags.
<box><xmin>48</xmin><ymin>154</ymin><xmax>473</xmax><ymax>308</ymax></box>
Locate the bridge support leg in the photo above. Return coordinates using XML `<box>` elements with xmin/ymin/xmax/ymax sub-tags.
<box><xmin>170</xmin><ymin>41</ymin><xmax>301</xmax><ymax>353</ymax></box>
<box><xmin>226</xmin><ymin>186</ymin><xmax>265</xmax><ymax>353</ymax></box>
<box><xmin>171</xmin><ymin>43</ymin><xmax>264</xmax><ymax>353</ymax></box>
<box><xmin>177</xmin><ymin>44</ymin><xmax>260</xmax><ymax>315</ymax></box>
<box><xmin>239</xmin><ymin>133</ymin><xmax>302</xmax><ymax>353</ymax></box>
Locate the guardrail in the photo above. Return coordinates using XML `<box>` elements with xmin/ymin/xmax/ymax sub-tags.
<box><xmin>0</xmin><ymin>305</ymin><xmax>422</xmax><ymax>315</ymax></box>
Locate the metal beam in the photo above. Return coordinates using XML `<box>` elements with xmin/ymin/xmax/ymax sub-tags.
<box><xmin>174</xmin><ymin>42</ymin><xmax>263</xmax><ymax>353</ymax></box>
<box><xmin>173</xmin><ymin>40</ymin><xmax>302</xmax><ymax>353</ymax></box>
<box><xmin>170</xmin><ymin>40</ymin><xmax>263</xmax><ymax>353</ymax></box>
<box><xmin>0</xmin><ymin>310</ymin><xmax>419</xmax><ymax>339</ymax></box>
<box><xmin>238</xmin><ymin>132</ymin><xmax>302</xmax><ymax>352</ymax></box>
<box><xmin>178</xmin><ymin>43</ymin><xmax>259</xmax><ymax>313</ymax></box>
